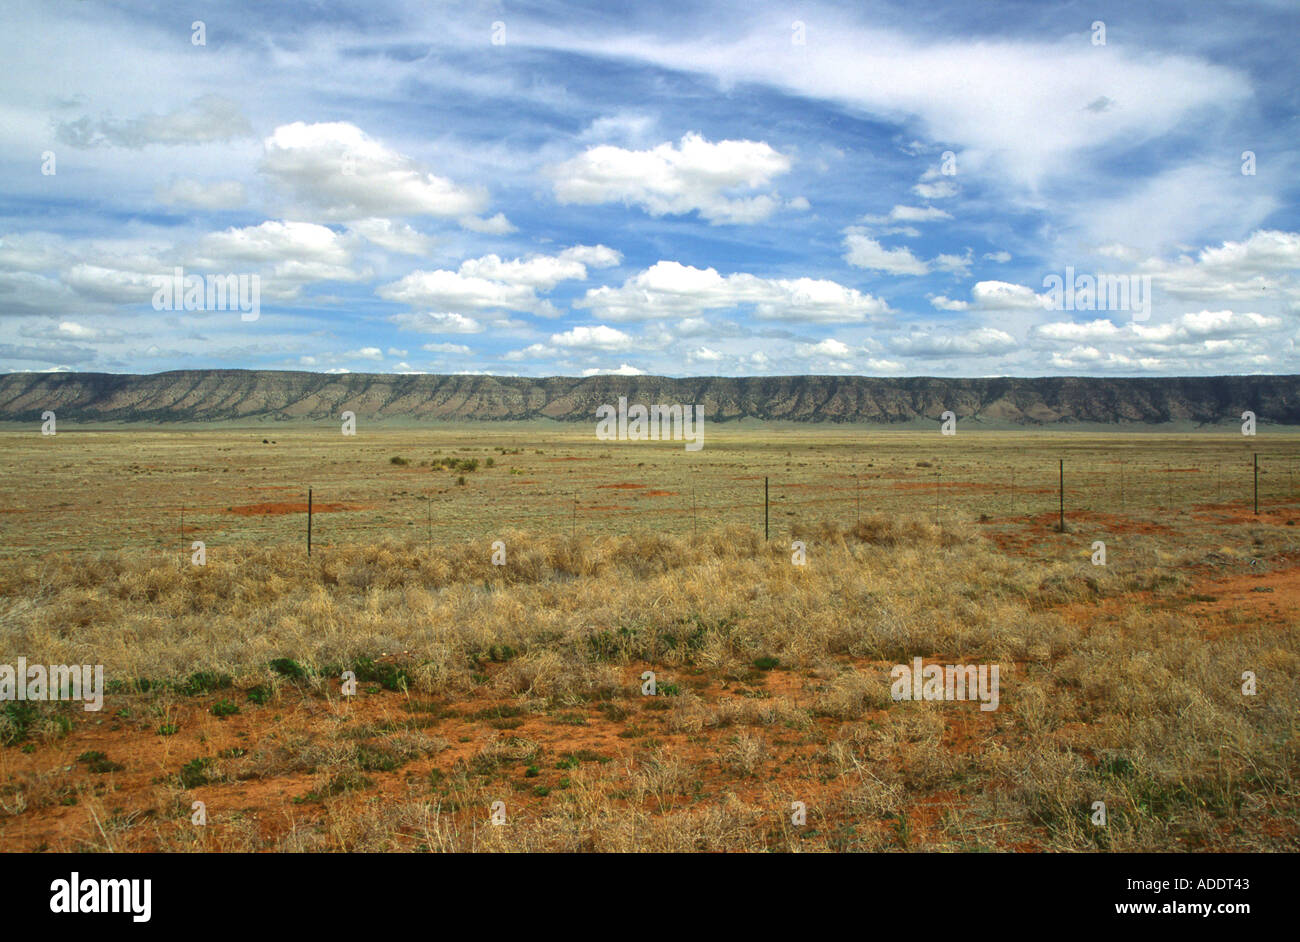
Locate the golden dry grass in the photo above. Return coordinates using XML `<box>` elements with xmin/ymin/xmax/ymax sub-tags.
<box><xmin>1</xmin><ymin>498</ymin><xmax>1296</xmax><ymax>852</ymax></box>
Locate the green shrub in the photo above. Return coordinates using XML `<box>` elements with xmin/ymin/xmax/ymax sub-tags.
<box><xmin>177</xmin><ymin>672</ymin><xmax>231</xmax><ymax>696</ymax></box>
<box><xmin>269</xmin><ymin>658</ymin><xmax>308</xmax><ymax>681</ymax></box>
<box><xmin>353</xmin><ymin>657</ymin><xmax>411</xmax><ymax>693</ymax></box>
<box><xmin>78</xmin><ymin>750</ymin><xmax>125</xmax><ymax>773</ymax></box>
<box><xmin>179</xmin><ymin>757</ymin><xmax>211</xmax><ymax>788</ymax></box>
<box><xmin>210</xmin><ymin>699</ymin><xmax>239</xmax><ymax>718</ymax></box>
<box><xmin>1</xmin><ymin>702</ymin><xmax>72</xmax><ymax>746</ymax></box>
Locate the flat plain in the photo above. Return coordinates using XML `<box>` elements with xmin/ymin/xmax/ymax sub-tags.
<box><xmin>0</xmin><ymin>424</ymin><xmax>1296</xmax><ymax>851</ymax></box>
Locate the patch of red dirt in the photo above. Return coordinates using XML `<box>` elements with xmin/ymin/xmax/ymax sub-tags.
<box><xmin>643</xmin><ymin>490</ymin><xmax>677</xmax><ymax>497</ymax></box>
<box><xmin>0</xmin><ymin>660</ymin><xmax>894</xmax><ymax>852</ymax></box>
<box><xmin>985</xmin><ymin>510</ymin><xmax>1184</xmax><ymax>555</ymax></box>
<box><xmin>226</xmin><ymin>502</ymin><xmax>368</xmax><ymax>516</ymax></box>
<box><xmin>893</xmin><ymin>481</ymin><xmax>1017</xmax><ymax>493</ymax></box>
<box><xmin>1047</xmin><ymin>546</ymin><xmax>1300</xmax><ymax>636</ymax></box>
<box><xmin>1190</xmin><ymin>501</ymin><xmax>1298</xmax><ymax>527</ymax></box>
<box><xmin>1182</xmin><ymin>565</ymin><xmax>1300</xmax><ymax>633</ymax></box>
<box><xmin>1027</xmin><ymin>510</ymin><xmax>1178</xmax><ymax>536</ymax></box>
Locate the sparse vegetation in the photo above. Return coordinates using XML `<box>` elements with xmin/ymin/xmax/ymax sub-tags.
<box><xmin>0</xmin><ymin>426</ymin><xmax>1296</xmax><ymax>852</ymax></box>
<box><xmin>77</xmin><ymin>751</ymin><xmax>125</xmax><ymax>774</ymax></box>
<box><xmin>432</xmin><ymin>456</ymin><xmax>479</xmax><ymax>473</ymax></box>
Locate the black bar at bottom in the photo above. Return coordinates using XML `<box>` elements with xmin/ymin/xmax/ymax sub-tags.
<box><xmin>7</xmin><ymin>851</ymin><xmax>1282</xmax><ymax>930</ymax></box>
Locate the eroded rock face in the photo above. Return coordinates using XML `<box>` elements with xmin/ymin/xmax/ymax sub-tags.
<box><xmin>0</xmin><ymin>370</ymin><xmax>1295</xmax><ymax>425</ymax></box>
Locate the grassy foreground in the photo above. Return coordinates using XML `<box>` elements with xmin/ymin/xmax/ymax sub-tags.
<box><xmin>1</xmin><ymin>509</ymin><xmax>1296</xmax><ymax>852</ymax></box>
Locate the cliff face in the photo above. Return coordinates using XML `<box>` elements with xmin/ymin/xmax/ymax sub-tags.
<box><xmin>0</xmin><ymin>371</ymin><xmax>1295</xmax><ymax>425</ymax></box>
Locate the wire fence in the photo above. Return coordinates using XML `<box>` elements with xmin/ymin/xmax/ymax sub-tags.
<box><xmin>5</xmin><ymin>446</ymin><xmax>1298</xmax><ymax>561</ymax></box>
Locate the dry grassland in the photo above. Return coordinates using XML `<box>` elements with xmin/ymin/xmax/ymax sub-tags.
<box><xmin>0</xmin><ymin>425</ymin><xmax>1296</xmax><ymax>851</ymax></box>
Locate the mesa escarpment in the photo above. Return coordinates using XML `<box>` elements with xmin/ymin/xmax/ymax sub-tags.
<box><xmin>0</xmin><ymin>370</ymin><xmax>1295</xmax><ymax>425</ymax></box>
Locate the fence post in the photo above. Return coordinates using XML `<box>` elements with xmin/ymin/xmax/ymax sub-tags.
<box><xmin>934</xmin><ymin>464</ymin><xmax>939</xmax><ymax>524</ymax></box>
<box><xmin>307</xmin><ymin>488</ymin><xmax>313</xmax><ymax>557</ymax></box>
<box><xmin>1058</xmin><ymin>459</ymin><xmax>1065</xmax><ymax>532</ymax></box>
<box><xmin>764</xmin><ymin>477</ymin><xmax>769</xmax><ymax>541</ymax></box>
<box><xmin>1254</xmin><ymin>453</ymin><xmax>1259</xmax><ymax>516</ymax></box>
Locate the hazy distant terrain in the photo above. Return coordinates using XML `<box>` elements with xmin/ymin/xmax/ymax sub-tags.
<box><xmin>0</xmin><ymin>371</ymin><xmax>1297</xmax><ymax>425</ymax></box>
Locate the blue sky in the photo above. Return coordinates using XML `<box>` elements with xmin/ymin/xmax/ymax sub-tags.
<box><xmin>1</xmin><ymin>0</ymin><xmax>1298</xmax><ymax>377</ymax></box>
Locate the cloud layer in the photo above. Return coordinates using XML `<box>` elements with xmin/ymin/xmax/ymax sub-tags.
<box><xmin>0</xmin><ymin>0</ymin><xmax>1296</xmax><ymax>378</ymax></box>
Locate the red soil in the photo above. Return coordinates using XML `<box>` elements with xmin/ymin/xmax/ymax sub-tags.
<box><xmin>226</xmin><ymin>502</ymin><xmax>368</xmax><ymax>516</ymax></box>
<box><xmin>892</xmin><ymin>481</ymin><xmax>1029</xmax><ymax>493</ymax></box>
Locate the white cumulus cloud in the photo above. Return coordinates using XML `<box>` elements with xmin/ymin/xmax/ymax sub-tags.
<box><xmin>262</xmin><ymin>121</ymin><xmax>487</xmax><ymax>221</ymax></box>
<box><xmin>577</xmin><ymin>260</ymin><xmax>890</xmax><ymax>323</ymax></box>
<box><xmin>551</xmin><ymin>133</ymin><xmax>795</xmax><ymax>224</ymax></box>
